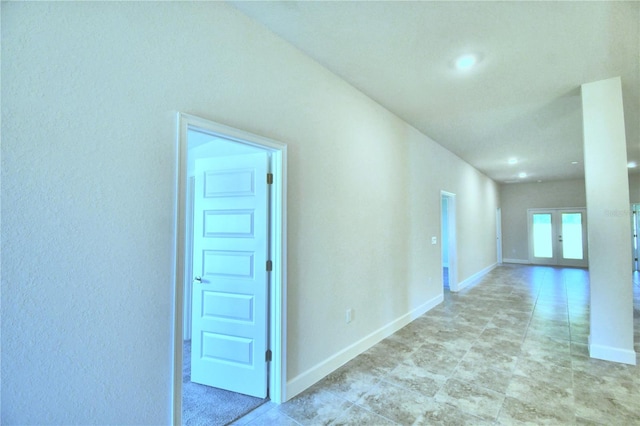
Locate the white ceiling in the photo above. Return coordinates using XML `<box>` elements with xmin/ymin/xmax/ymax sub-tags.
<box><xmin>230</xmin><ymin>1</ymin><xmax>639</xmax><ymax>183</ymax></box>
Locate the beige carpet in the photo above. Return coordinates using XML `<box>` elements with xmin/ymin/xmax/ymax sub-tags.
<box><xmin>182</xmin><ymin>341</ymin><xmax>268</xmax><ymax>426</ymax></box>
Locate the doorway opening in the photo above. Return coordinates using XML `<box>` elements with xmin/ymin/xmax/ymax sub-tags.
<box><xmin>173</xmin><ymin>113</ymin><xmax>287</xmax><ymax>424</ymax></box>
<box><xmin>496</xmin><ymin>207</ymin><xmax>503</xmax><ymax>264</ymax></box>
<box><xmin>632</xmin><ymin>203</ymin><xmax>639</xmax><ymax>272</ymax></box>
<box><xmin>441</xmin><ymin>192</ymin><xmax>458</xmax><ymax>292</ymax></box>
<box><xmin>527</xmin><ymin>208</ymin><xmax>588</xmax><ymax>267</ymax></box>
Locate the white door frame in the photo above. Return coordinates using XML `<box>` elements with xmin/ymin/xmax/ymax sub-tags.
<box><xmin>496</xmin><ymin>207</ymin><xmax>503</xmax><ymax>265</ymax></box>
<box><xmin>172</xmin><ymin>113</ymin><xmax>288</xmax><ymax>423</ymax></box>
<box><xmin>527</xmin><ymin>207</ymin><xmax>588</xmax><ymax>267</ymax></box>
<box><xmin>441</xmin><ymin>191</ymin><xmax>458</xmax><ymax>292</ymax></box>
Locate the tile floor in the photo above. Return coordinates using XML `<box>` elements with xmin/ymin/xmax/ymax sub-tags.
<box><xmin>232</xmin><ymin>265</ymin><xmax>640</xmax><ymax>425</ymax></box>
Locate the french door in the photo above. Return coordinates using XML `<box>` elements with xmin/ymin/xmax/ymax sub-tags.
<box><xmin>528</xmin><ymin>208</ymin><xmax>588</xmax><ymax>267</ymax></box>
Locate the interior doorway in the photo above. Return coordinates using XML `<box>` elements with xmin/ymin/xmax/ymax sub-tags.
<box><xmin>632</xmin><ymin>203</ymin><xmax>639</xmax><ymax>272</ymax></box>
<box><xmin>441</xmin><ymin>192</ymin><xmax>458</xmax><ymax>292</ymax></box>
<box><xmin>173</xmin><ymin>113</ymin><xmax>287</xmax><ymax>424</ymax></box>
<box><xmin>496</xmin><ymin>207</ymin><xmax>503</xmax><ymax>264</ymax></box>
<box><xmin>527</xmin><ymin>208</ymin><xmax>588</xmax><ymax>267</ymax></box>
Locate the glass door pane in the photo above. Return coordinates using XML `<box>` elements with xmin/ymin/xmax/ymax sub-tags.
<box><xmin>561</xmin><ymin>213</ymin><xmax>583</xmax><ymax>260</ymax></box>
<box><xmin>532</xmin><ymin>213</ymin><xmax>553</xmax><ymax>258</ymax></box>
<box><xmin>529</xmin><ymin>208</ymin><xmax>588</xmax><ymax>267</ymax></box>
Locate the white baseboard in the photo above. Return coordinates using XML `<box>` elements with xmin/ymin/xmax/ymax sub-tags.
<box><xmin>285</xmin><ymin>293</ymin><xmax>443</xmax><ymax>400</ymax></box>
<box><xmin>455</xmin><ymin>262</ymin><xmax>497</xmax><ymax>292</ymax></box>
<box><xmin>502</xmin><ymin>258</ymin><xmax>530</xmax><ymax>265</ymax></box>
<box><xmin>588</xmin><ymin>336</ymin><xmax>637</xmax><ymax>365</ymax></box>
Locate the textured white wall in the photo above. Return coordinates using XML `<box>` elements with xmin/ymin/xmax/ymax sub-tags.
<box><xmin>630</xmin><ymin>173</ymin><xmax>640</xmax><ymax>202</ymax></box>
<box><xmin>408</xmin><ymin>136</ymin><xmax>499</xmax><ymax>290</ymax></box>
<box><xmin>1</xmin><ymin>2</ymin><xmax>499</xmax><ymax>423</ymax></box>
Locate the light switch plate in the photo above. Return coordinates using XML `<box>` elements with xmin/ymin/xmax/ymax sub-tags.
<box><xmin>431</xmin><ymin>236</ymin><xmax>437</xmax><ymax>245</ymax></box>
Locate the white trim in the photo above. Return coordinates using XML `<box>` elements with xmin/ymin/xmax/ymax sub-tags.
<box><xmin>589</xmin><ymin>336</ymin><xmax>637</xmax><ymax>365</ymax></box>
<box><xmin>172</xmin><ymin>113</ymin><xmax>288</xmax><ymax>424</ymax></box>
<box><xmin>183</xmin><ymin>177</ymin><xmax>195</xmax><ymax>341</ymax></box>
<box><xmin>285</xmin><ymin>294</ymin><xmax>443</xmax><ymax>400</ymax></box>
<box><xmin>456</xmin><ymin>263</ymin><xmax>497</xmax><ymax>292</ymax></box>
<box><xmin>171</xmin><ymin>115</ymin><xmax>187</xmax><ymax>426</ymax></box>
<box><xmin>502</xmin><ymin>258</ymin><xmax>531</xmax><ymax>265</ymax></box>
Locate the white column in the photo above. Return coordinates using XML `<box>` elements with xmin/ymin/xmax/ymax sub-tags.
<box><xmin>581</xmin><ymin>76</ymin><xmax>636</xmax><ymax>365</ymax></box>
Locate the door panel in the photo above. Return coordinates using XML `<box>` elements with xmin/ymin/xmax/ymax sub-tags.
<box><xmin>529</xmin><ymin>209</ymin><xmax>588</xmax><ymax>267</ymax></box>
<box><xmin>191</xmin><ymin>153</ymin><xmax>269</xmax><ymax>398</ymax></box>
<box><xmin>558</xmin><ymin>210</ymin><xmax>588</xmax><ymax>267</ymax></box>
<box><xmin>560</xmin><ymin>213</ymin><xmax>583</xmax><ymax>260</ymax></box>
<box><xmin>532</xmin><ymin>213</ymin><xmax>554</xmax><ymax>261</ymax></box>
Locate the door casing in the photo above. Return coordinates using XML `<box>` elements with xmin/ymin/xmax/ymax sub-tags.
<box><xmin>172</xmin><ymin>113</ymin><xmax>288</xmax><ymax>423</ymax></box>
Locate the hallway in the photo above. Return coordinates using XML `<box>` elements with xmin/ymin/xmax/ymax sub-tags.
<box><xmin>233</xmin><ymin>265</ymin><xmax>640</xmax><ymax>425</ymax></box>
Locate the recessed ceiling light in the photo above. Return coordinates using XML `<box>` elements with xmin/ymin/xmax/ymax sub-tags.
<box><xmin>571</xmin><ymin>161</ymin><xmax>579</xmax><ymax>165</ymax></box>
<box><xmin>628</xmin><ymin>161</ymin><xmax>637</xmax><ymax>168</ymax></box>
<box><xmin>518</xmin><ymin>172</ymin><xmax>527</xmax><ymax>178</ymax></box>
<box><xmin>537</xmin><ymin>180</ymin><xmax>542</xmax><ymax>183</ymax></box>
<box><xmin>455</xmin><ymin>54</ymin><xmax>478</xmax><ymax>70</ymax></box>
<box><xmin>508</xmin><ymin>158</ymin><xmax>518</xmax><ymax>165</ymax></box>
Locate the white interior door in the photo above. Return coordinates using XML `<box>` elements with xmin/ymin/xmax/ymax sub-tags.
<box><xmin>528</xmin><ymin>208</ymin><xmax>588</xmax><ymax>267</ymax></box>
<box><xmin>191</xmin><ymin>152</ymin><xmax>269</xmax><ymax>398</ymax></box>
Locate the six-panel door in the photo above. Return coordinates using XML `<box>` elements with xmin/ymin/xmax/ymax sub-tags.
<box><xmin>191</xmin><ymin>153</ymin><xmax>269</xmax><ymax>398</ymax></box>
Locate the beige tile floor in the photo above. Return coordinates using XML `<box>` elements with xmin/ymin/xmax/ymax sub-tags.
<box><xmin>233</xmin><ymin>265</ymin><xmax>640</xmax><ymax>425</ymax></box>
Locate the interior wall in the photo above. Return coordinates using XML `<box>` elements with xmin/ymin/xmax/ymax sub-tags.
<box><xmin>501</xmin><ymin>174</ymin><xmax>640</xmax><ymax>263</ymax></box>
<box><xmin>500</xmin><ymin>179</ymin><xmax>587</xmax><ymax>262</ymax></box>
<box><xmin>1</xmin><ymin>2</ymin><xmax>498</xmax><ymax>423</ymax></box>
<box><xmin>408</xmin><ymin>140</ymin><xmax>499</xmax><ymax>288</ymax></box>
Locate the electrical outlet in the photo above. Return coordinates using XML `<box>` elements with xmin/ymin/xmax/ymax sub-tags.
<box><xmin>346</xmin><ymin>308</ymin><xmax>353</xmax><ymax>324</ymax></box>
<box><xmin>431</xmin><ymin>236</ymin><xmax>437</xmax><ymax>245</ymax></box>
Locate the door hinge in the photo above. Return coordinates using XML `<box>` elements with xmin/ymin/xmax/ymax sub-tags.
<box><xmin>266</xmin><ymin>349</ymin><xmax>272</xmax><ymax>362</ymax></box>
<box><xmin>267</xmin><ymin>173</ymin><xmax>274</xmax><ymax>185</ymax></box>
<box><xmin>266</xmin><ymin>260</ymin><xmax>273</xmax><ymax>272</ymax></box>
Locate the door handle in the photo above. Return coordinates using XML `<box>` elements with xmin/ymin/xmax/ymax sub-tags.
<box><xmin>194</xmin><ymin>276</ymin><xmax>202</xmax><ymax>283</ymax></box>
